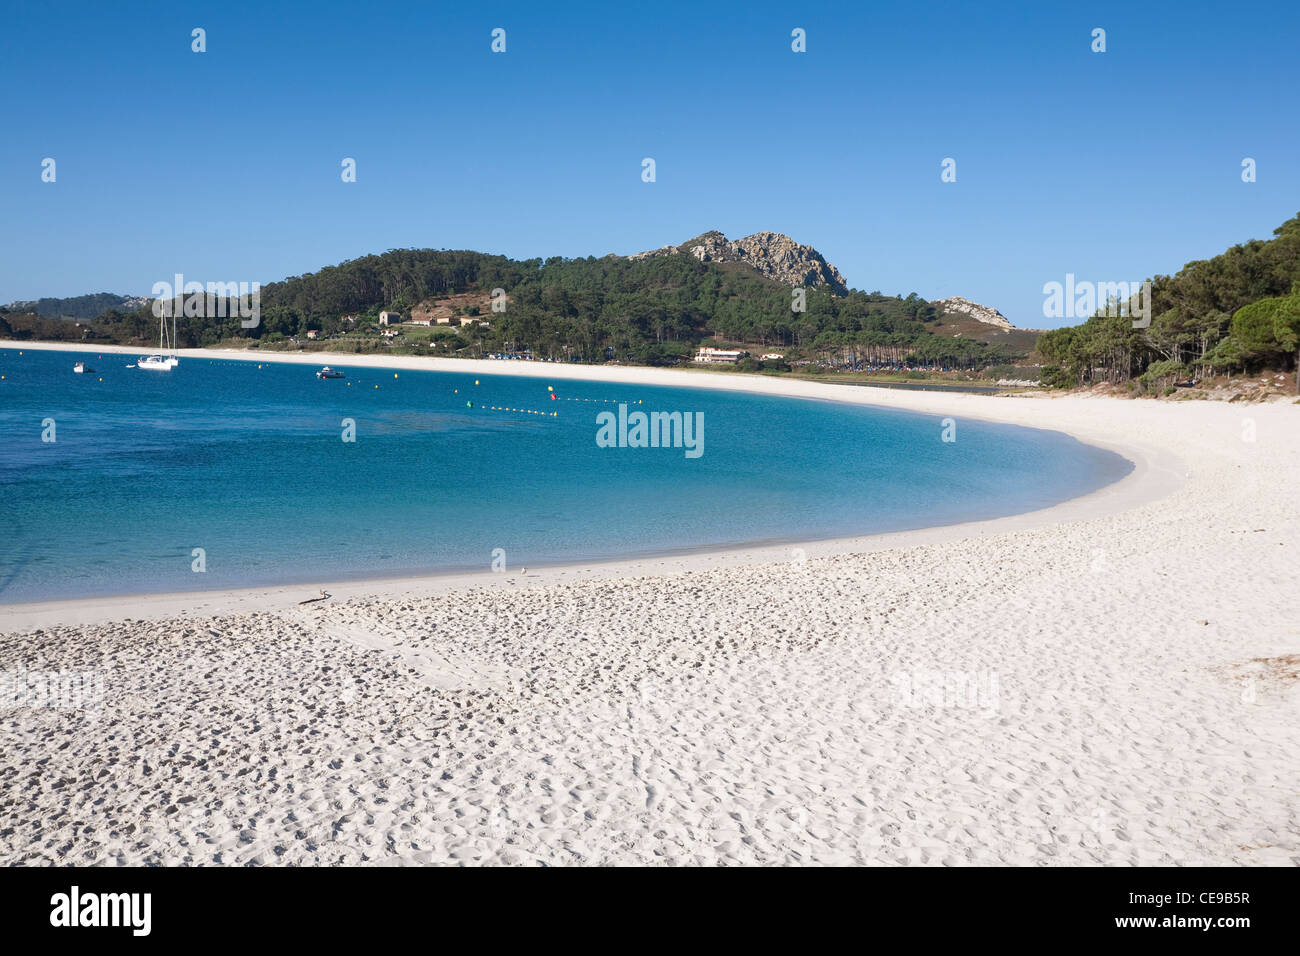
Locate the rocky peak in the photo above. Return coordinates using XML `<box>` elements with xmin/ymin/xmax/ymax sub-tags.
<box><xmin>629</xmin><ymin>230</ymin><xmax>848</xmax><ymax>295</ymax></box>
<box><xmin>932</xmin><ymin>296</ymin><xmax>1015</xmax><ymax>330</ymax></box>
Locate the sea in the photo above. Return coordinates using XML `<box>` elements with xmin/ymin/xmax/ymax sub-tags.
<box><xmin>0</xmin><ymin>348</ymin><xmax>1132</xmax><ymax>602</ymax></box>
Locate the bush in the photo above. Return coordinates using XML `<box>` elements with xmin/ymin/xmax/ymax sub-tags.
<box><xmin>1137</xmin><ymin>359</ymin><xmax>1188</xmax><ymax>392</ymax></box>
<box><xmin>1039</xmin><ymin>365</ymin><xmax>1073</xmax><ymax>389</ymax></box>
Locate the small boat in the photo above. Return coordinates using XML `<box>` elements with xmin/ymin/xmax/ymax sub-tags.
<box><xmin>138</xmin><ymin>354</ymin><xmax>178</xmax><ymax>371</ymax></box>
<box><xmin>73</xmin><ymin>361</ymin><xmax>94</xmax><ymax>374</ymax></box>
<box><xmin>316</xmin><ymin>366</ymin><xmax>345</xmax><ymax>379</ymax></box>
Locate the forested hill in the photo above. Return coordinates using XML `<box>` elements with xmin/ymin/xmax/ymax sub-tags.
<box><xmin>1</xmin><ymin>245</ymin><xmax>1019</xmax><ymax>369</ymax></box>
<box><xmin>2</xmin><ymin>292</ymin><xmax>149</xmax><ymax>320</ymax></box>
<box><xmin>1039</xmin><ymin>212</ymin><xmax>1300</xmax><ymax>390</ymax></box>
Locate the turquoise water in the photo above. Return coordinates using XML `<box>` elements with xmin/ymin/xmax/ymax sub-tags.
<box><xmin>0</xmin><ymin>348</ymin><xmax>1131</xmax><ymax>602</ymax></box>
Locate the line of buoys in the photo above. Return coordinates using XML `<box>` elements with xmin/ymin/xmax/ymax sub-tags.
<box><xmin>483</xmin><ymin>405</ymin><xmax>557</xmax><ymax>417</ymax></box>
<box><xmin>557</xmin><ymin>397</ymin><xmax>642</xmax><ymax>404</ymax></box>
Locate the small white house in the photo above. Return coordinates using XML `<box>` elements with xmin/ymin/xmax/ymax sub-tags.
<box><xmin>379</xmin><ymin>310</ymin><xmax>401</xmax><ymax>326</ymax></box>
<box><xmin>693</xmin><ymin>347</ymin><xmax>749</xmax><ymax>364</ymax></box>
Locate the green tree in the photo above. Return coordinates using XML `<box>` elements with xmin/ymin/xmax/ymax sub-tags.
<box><xmin>1230</xmin><ymin>282</ymin><xmax>1300</xmax><ymax>389</ymax></box>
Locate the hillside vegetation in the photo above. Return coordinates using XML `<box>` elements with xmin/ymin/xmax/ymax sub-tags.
<box><xmin>2</xmin><ymin>249</ymin><xmax>1018</xmax><ymax>370</ymax></box>
<box><xmin>1039</xmin><ymin>213</ymin><xmax>1300</xmax><ymax>392</ymax></box>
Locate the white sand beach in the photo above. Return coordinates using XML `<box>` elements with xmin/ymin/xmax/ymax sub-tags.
<box><xmin>1</xmin><ymin>346</ymin><xmax>1297</xmax><ymax>865</ymax></box>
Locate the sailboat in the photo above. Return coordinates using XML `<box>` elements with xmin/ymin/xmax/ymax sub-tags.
<box><xmin>139</xmin><ymin>308</ymin><xmax>179</xmax><ymax>371</ymax></box>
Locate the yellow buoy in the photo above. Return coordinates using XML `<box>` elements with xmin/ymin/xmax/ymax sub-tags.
<box><xmin>474</xmin><ymin>380</ymin><xmax>479</xmax><ymax>385</ymax></box>
<box><xmin>394</xmin><ymin>373</ymin><xmax>398</xmax><ymax>378</ymax></box>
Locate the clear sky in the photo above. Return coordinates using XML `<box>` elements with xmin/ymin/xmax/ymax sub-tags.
<box><xmin>3</xmin><ymin>0</ymin><xmax>1297</xmax><ymax>328</ymax></box>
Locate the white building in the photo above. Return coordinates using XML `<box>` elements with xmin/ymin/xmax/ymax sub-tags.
<box><xmin>693</xmin><ymin>347</ymin><xmax>749</xmax><ymax>364</ymax></box>
<box><xmin>379</xmin><ymin>310</ymin><xmax>401</xmax><ymax>326</ymax></box>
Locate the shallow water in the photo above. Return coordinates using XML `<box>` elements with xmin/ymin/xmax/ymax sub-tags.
<box><xmin>0</xmin><ymin>348</ymin><xmax>1131</xmax><ymax>601</ymax></box>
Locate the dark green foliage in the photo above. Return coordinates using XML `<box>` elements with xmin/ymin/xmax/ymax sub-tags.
<box><xmin>3</xmin><ymin>293</ymin><xmax>141</xmax><ymax>320</ymax></box>
<box><xmin>1041</xmin><ymin>212</ymin><xmax>1300</xmax><ymax>387</ymax></box>
<box><xmin>15</xmin><ymin>247</ymin><xmax>1015</xmax><ymax>369</ymax></box>
<box><xmin>1230</xmin><ymin>282</ymin><xmax>1300</xmax><ymax>388</ymax></box>
<box><xmin>1038</xmin><ymin>365</ymin><xmax>1073</xmax><ymax>389</ymax></box>
<box><xmin>1137</xmin><ymin>359</ymin><xmax>1189</xmax><ymax>393</ymax></box>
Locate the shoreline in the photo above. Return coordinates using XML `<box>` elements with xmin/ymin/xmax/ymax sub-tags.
<box><xmin>3</xmin><ymin>343</ymin><xmax>1297</xmax><ymax>865</ymax></box>
<box><xmin>8</xmin><ymin>337</ymin><xmax>1024</xmax><ymax>401</ymax></box>
<box><xmin>2</xmin><ymin>340</ymin><xmax>1172</xmax><ymax>630</ymax></box>
<box><xmin>0</xmin><ymin>433</ymin><xmax>1168</xmax><ymax>630</ymax></box>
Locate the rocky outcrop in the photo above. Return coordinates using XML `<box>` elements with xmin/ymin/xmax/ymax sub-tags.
<box><xmin>630</xmin><ymin>230</ymin><xmax>849</xmax><ymax>294</ymax></box>
<box><xmin>932</xmin><ymin>296</ymin><xmax>1015</xmax><ymax>330</ymax></box>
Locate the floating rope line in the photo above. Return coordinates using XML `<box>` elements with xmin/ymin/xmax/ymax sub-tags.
<box><xmin>556</xmin><ymin>397</ymin><xmax>642</xmax><ymax>404</ymax></box>
<box><xmin>481</xmin><ymin>405</ymin><xmax>558</xmax><ymax>417</ymax></box>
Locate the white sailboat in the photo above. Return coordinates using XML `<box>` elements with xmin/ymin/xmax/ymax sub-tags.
<box><xmin>139</xmin><ymin>308</ymin><xmax>179</xmax><ymax>371</ymax></box>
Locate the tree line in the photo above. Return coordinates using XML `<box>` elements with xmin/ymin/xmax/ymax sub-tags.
<box><xmin>1</xmin><ymin>247</ymin><xmax>1019</xmax><ymax>369</ymax></box>
<box><xmin>1038</xmin><ymin>213</ymin><xmax>1300</xmax><ymax>390</ymax></box>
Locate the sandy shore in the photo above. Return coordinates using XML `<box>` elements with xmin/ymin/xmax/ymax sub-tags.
<box><xmin>1</xmin><ymin>346</ymin><xmax>1297</xmax><ymax>865</ymax></box>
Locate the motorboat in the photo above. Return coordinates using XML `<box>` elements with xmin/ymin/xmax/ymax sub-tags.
<box><xmin>316</xmin><ymin>366</ymin><xmax>345</xmax><ymax>379</ymax></box>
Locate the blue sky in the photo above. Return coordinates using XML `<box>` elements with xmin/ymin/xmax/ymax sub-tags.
<box><xmin>2</xmin><ymin>0</ymin><xmax>1297</xmax><ymax>328</ymax></box>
